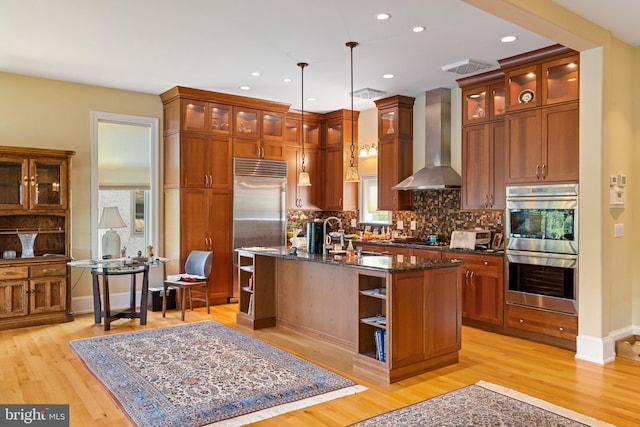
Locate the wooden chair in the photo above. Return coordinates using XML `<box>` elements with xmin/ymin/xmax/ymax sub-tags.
<box><xmin>163</xmin><ymin>251</ymin><xmax>213</xmax><ymax>320</ymax></box>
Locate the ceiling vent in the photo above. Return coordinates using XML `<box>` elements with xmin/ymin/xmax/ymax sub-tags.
<box><xmin>441</xmin><ymin>59</ymin><xmax>492</xmax><ymax>75</ymax></box>
<box><xmin>351</xmin><ymin>87</ymin><xmax>387</xmax><ymax>99</ymax></box>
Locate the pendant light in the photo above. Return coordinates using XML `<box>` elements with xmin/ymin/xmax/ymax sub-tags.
<box><xmin>297</xmin><ymin>62</ymin><xmax>311</xmax><ymax>187</ymax></box>
<box><xmin>344</xmin><ymin>41</ymin><xmax>360</xmax><ymax>182</ymax></box>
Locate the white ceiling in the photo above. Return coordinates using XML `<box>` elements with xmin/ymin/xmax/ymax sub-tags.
<box><xmin>0</xmin><ymin>1</ymin><xmax>635</xmax><ymax>113</ymax></box>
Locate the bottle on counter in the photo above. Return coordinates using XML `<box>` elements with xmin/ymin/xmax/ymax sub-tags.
<box><xmin>346</xmin><ymin>240</ymin><xmax>355</xmax><ymax>259</ymax></box>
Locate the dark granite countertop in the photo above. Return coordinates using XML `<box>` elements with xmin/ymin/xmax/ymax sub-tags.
<box><xmin>357</xmin><ymin>240</ymin><xmax>505</xmax><ymax>257</ymax></box>
<box><xmin>236</xmin><ymin>246</ymin><xmax>463</xmax><ymax>273</ymax></box>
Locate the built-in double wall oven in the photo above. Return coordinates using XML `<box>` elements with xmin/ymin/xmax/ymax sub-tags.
<box><xmin>505</xmin><ymin>184</ymin><xmax>578</xmax><ymax>314</ymax></box>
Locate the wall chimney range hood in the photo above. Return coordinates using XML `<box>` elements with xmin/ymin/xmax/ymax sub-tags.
<box><xmin>392</xmin><ymin>88</ymin><xmax>461</xmax><ymax>190</ymax></box>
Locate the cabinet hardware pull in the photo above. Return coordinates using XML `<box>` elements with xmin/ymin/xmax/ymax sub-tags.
<box><xmin>23</xmin><ymin>176</ymin><xmax>29</xmax><ymax>186</ymax></box>
<box><xmin>339</xmin><ymin>198</ymin><xmax>343</xmax><ymax>207</ymax></box>
<box><xmin>489</xmin><ymin>194</ymin><xmax>494</xmax><ymax>207</ymax></box>
<box><xmin>483</xmin><ymin>261</ymin><xmax>488</xmax><ymax>266</ymax></box>
<box><xmin>559</xmin><ymin>327</ymin><xmax>564</xmax><ymax>332</ymax></box>
<box><xmin>41</xmin><ymin>269</ymin><xmax>57</xmax><ymax>273</ymax></box>
<box><xmin>519</xmin><ymin>319</ymin><xmax>524</xmax><ymax>323</ymax></box>
<box><xmin>1</xmin><ymin>271</ymin><xmax>17</xmax><ymax>275</ymax></box>
<box><xmin>535</xmin><ymin>164</ymin><xmax>540</xmax><ymax>178</ymax></box>
<box><xmin>542</xmin><ymin>164</ymin><xmax>547</xmax><ymax>179</ymax></box>
<box><xmin>31</xmin><ymin>176</ymin><xmax>36</xmax><ymax>187</ymax></box>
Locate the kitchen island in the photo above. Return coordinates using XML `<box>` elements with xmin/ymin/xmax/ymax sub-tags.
<box><xmin>236</xmin><ymin>247</ymin><xmax>462</xmax><ymax>383</ymax></box>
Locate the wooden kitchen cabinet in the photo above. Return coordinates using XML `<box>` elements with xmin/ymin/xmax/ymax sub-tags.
<box><xmin>461</xmin><ymin>122</ymin><xmax>505</xmax><ymax>210</ymax></box>
<box><xmin>0</xmin><ymin>146</ymin><xmax>74</xmax><ymax>330</ymax></box>
<box><xmin>285</xmin><ymin>146</ymin><xmax>322</xmax><ymax>210</ymax></box>
<box><xmin>505</xmin><ymin>303</ymin><xmax>577</xmax><ymax>342</ymax></box>
<box><xmin>443</xmin><ymin>252</ymin><xmax>504</xmax><ymax>326</ymax></box>
<box><xmin>375</xmin><ymin>96</ymin><xmax>414</xmax><ymax>211</ymax></box>
<box><xmin>164</xmin><ymin>188</ymin><xmax>231</xmax><ymax>300</ymax></box>
<box><xmin>505</xmin><ymin>102</ymin><xmax>578</xmax><ymax>184</ymax></box>
<box><xmin>323</xmin><ymin>109</ymin><xmax>358</xmax><ymax>211</ymax></box>
<box><xmin>235</xmin><ymin>251</ymin><xmax>277</xmax><ymax>329</ymax></box>
<box><xmin>458</xmin><ymin>72</ymin><xmax>505</xmax><ymax>211</ymax></box>
<box><xmin>233</xmin><ymin>137</ymin><xmax>284</xmax><ymax>160</ymax></box>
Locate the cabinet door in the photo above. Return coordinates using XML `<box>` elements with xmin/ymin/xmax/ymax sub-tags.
<box><xmin>234</xmin><ymin>108</ymin><xmax>259</xmax><ymax>138</ymax></box>
<box><xmin>325</xmin><ymin>120</ymin><xmax>343</xmax><ymax>147</ymax></box>
<box><xmin>506</xmin><ymin>65</ymin><xmax>539</xmax><ymax>111</ymax></box>
<box><xmin>0</xmin><ymin>156</ymin><xmax>28</xmax><ymax>209</ymax></box>
<box><xmin>180</xmin><ymin>189</ymin><xmax>212</xmax><ymax>261</ymax></box>
<box><xmin>209</xmin><ymin>189</ymin><xmax>232</xmax><ymax>299</ymax></box>
<box><xmin>30</xmin><ymin>276</ymin><xmax>66</xmax><ymax>314</ymax></box>
<box><xmin>426</xmin><ymin>267</ymin><xmax>461</xmax><ymax>357</ymax></box>
<box><xmin>233</xmin><ymin>137</ymin><xmax>261</xmax><ymax>159</ymax></box>
<box><xmin>379</xmin><ymin>106</ymin><xmax>399</xmax><ymax>138</ymax></box>
<box><xmin>542</xmin><ymin>103</ymin><xmax>579</xmax><ymax>182</ymax></box>
<box><xmin>490</xmin><ymin>82</ymin><xmax>506</xmax><ymax>121</ymax></box>
<box><xmin>182</xmin><ymin>100</ymin><xmax>208</xmax><ymax>132</ymax></box>
<box><xmin>261</xmin><ymin>140</ymin><xmax>284</xmax><ymax>160</ymax></box>
<box><xmin>262</xmin><ymin>112</ymin><xmax>284</xmax><ymax>141</ymax></box>
<box><xmin>489</xmin><ymin>121</ymin><xmax>506</xmax><ymax>210</ymax></box>
<box><xmin>378</xmin><ymin>139</ymin><xmax>412</xmax><ymax>211</ymax></box>
<box><xmin>542</xmin><ymin>55</ymin><xmax>579</xmax><ymax>105</ymax></box>
<box><xmin>324</xmin><ymin>146</ymin><xmax>344</xmax><ymax>210</ymax></box>
<box><xmin>285</xmin><ymin>146</ymin><xmax>300</xmax><ymax>210</ymax></box>
<box><xmin>462</xmin><ymin>87</ymin><xmax>488</xmax><ymax>125</ymax></box>
<box><xmin>209</xmin><ymin>103</ymin><xmax>231</xmax><ymax>134</ymax></box>
<box><xmin>391</xmin><ymin>271</ymin><xmax>426</xmax><ymax>367</ymax></box>
<box><xmin>466</xmin><ymin>269</ymin><xmax>503</xmax><ymax>325</ymax></box>
<box><xmin>299</xmin><ymin>148</ymin><xmax>322</xmax><ymax>210</ymax></box>
<box><xmin>181</xmin><ymin>133</ymin><xmax>211</xmax><ymax>188</ymax></box>
<box><xmin>30</xmin><ymin>158</ymin><xmax>67</xmax><ymax>209</ymax></box>
<box><xmin>505</xmin><ymin>109</ymin><xmax>542</xmax><ymax>184</ymax></box>
<box><xmin>0</xmin><ymin>280</ymin><xmax>28</xmax><ymax>317</ymax></box>
<box><xmin>461</xmin><ymin>124</ymin><xmax>491</xmax><ymax>209</ymax></box>
<box><xmin>210</xmin><ymin>136</ymin><xmax>232</xmax><ymax>188</ymax></box>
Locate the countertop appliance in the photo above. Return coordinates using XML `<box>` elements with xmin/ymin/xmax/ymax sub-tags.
<box><xmin>505</xmin><ymin>183</ymin><xmax>579</xmax><ymax>314</ymax></box>
<box><xmin>232</xmin><ymin>158</ymin><xmax>287</xmax><ymax>298</ymax></box>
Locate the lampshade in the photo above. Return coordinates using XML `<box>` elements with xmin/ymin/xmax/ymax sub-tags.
<box><xmin>297</xmin><ymin>62</ymin><xmax>312</xmax><ymax>187</ymax></box>
<box><xmin>98</xmin><ymin>207</ymin><xmax>126</xmax><ymax>258</ymax></box>
<box><xmin>369</xmin><ymin>143</ymin><xmax>378</xmax><ymax>156</ymax></box>
<box><xmin>344</xmin><ymin>41</ymin><xmax>360</xmax><ymax>183</ymax></box>
<box><xmin>98</xmin><ymin>207</ymin><xmax>127</xmax><ymax>229</ymax></box>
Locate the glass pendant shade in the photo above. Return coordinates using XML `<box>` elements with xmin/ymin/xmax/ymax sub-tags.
<box><xmin>344</xmin><ymin>165</ymin><xmax>360</xmax><ymax>182</ymax></box>
<box><xmin>298</xmin><ymin>171</ymin><xmax>311</xmax><ymax>187</ymax></box>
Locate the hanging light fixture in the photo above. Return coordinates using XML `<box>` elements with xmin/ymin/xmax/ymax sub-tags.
<box><xmin>297</xmin><ymin>62</ymin><xmax>311</xmax><ymax>187</ymax></box>
<box><xmin>344</xmin><ymin>41</ymin><xmax>360</xmax><ymax>182</ymax></box>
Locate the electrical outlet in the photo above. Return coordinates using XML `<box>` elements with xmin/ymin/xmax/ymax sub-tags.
<box><xmin>410</xmin><ymin>221</ymin><xmax>416</xmax><ymax>230</ymax></box>
<box><xmin>397</xmin><ymin>220</ymin><xmax>403</xmax><ymax>229</ymax></box>
<box><xmin>350</xmin><ymin>218</ymin><xmax>357</xmax><ymax>227</ymax></box>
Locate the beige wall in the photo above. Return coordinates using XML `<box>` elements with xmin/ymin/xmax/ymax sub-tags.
<box><xmin>0</xmin><ymin>72</ymin><xmax>163</xmax><ymax>300</ymax></box>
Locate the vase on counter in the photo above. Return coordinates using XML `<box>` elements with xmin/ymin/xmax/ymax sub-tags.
<box><xmin>18</xmin><ymin>233</ymin><xmax>37</xmax><ymax>258</ymax></box>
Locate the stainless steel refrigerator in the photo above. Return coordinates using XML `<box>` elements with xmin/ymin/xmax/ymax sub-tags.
<box><xmin>232</xmin><ymin>158</ymin><xmax>287</xmax><ymax>298</ymax></box>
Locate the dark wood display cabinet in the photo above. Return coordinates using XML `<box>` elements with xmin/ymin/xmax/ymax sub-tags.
<box><xmin>458</xmin><ymin>70</ymin><xmax>506</xmax><ymax>211</ymax></box>
<box><xmin>323</xmin><ymin>109</ymin><xmax>359</xmax><ymax>211</ymax></box>
<box><xmin>374</xmin><ymin>95</ymin><xmax>414</xmax><ymax>211</ymax></box>
<box><xmin>499</xmin><ymin>45</ymin><xmax>579</xmax><ymax>184</ymax></box>
<box><xmin>0</xmin><ymin>146</ymin><xmax>74</xmax><ymax>330</ymax></box>
<box><xmin>284</xmin><ymin>111</ymin><xmax>323</xmax><ymax>210</ymax></box>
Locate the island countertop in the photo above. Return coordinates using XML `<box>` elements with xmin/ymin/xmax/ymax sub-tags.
<box><xmin>236</xmin><ymin>246</ymin><xmax>463</xmax><ymax>273</ymax></box>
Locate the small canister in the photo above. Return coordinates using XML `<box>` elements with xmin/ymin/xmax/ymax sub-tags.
<box><xmin>3</xmin><ymin>250</ymin><xmax>16</xmax><ymax>259</ymax></box>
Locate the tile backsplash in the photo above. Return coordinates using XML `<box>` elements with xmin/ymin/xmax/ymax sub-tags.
<box><xmin>287</xmin><ymin>189</ymin><xmax>503</xmax><ymax>241</ymax></box>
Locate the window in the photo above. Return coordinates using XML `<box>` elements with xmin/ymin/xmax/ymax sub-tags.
<box><xmin>359</xmin><ymin>174</ymin><xmax>391</xmax><ymax>224</ymax></box>
<box><xmin>91</xmin><ymin>112</ymin><xmax>159</xmax><ymax>258</ymax></box>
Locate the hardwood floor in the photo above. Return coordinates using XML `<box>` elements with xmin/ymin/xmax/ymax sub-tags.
<box><xmin>1</xmin><ymin>304</ymin><xmax>638</xmax><ymax>426</ymax></box>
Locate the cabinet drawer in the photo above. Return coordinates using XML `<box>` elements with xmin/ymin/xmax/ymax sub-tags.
<box><xmin>443</xmin><ymin>252</ymin><xmax>503</xmax><ymax>271</ymax></box>
<box><xmin>30</xmin><ymin>263</ymin><xmax>67</xmax><ymax>278</ymax></box>
<box><xmin>505</xmin><ymin>304</ymin><xmax>577</xmax><ymax>340</ymax></box>
<box><xmin>0</xmin><ymin>266</ymin><xmax>29</xmax><ymax>280</ymax></box>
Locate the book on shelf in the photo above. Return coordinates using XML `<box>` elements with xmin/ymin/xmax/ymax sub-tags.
<box><xmin>247</xmin><ymin>294</ymin><xmax>254</xmax><ymax>316</ymax></box>
<box><xmin>374</xmin><ymin>329</ymin><xmax>386</xmax><ymax>362</ymax></box>
<box><xmin>248</xmin><ymin>275</ymin><xmax>254</xmax><ymax>291</ymax></box>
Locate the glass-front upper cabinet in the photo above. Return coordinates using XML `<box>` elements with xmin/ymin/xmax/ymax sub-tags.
<box><xmin>303</xmin><ymin>120</ymin><xmax>320</xmax><ymax>147</ymax></box>
<box><xmin>462</xmin><ymin>88</ymin><xmax>487</xmax><ymax>125</ymax></box>
<box><xmin>210</xmin><ymin>103</ymin><xmax>230</xmax><ymax>134</ymax></box>
<box><xmin>506</xmin><ymin>65</ymin><xmax>539</xmax><ymax>111</ymax></box>
<box><xmin>379</xmin><ymin>108</ymin><xmax>398</xmax><ymax>138</ymax></box>
<box><xmin>284</xmin><ymin>118</ymin><xmax>300</xmax><ymax>145</ymax></box>
<box><xmin>0</xmin><ymin>156</ymin><xmax>28</xmax><ymax>209</ymax></box>
<box><xmin>262</xmin><ymin>111</ymin><xmax>284</xmax><ymax>140</ymax></box>
<box><xmin>31</xmin><ymin>159</ymin><xmax>67</xmax><ymax>209</ymax></box>
<box><xmin>234</xmin><ymin>107</ymin><xmax>259</xmax><ymax>137</ymax></box>
<box><xmin>0</xmin><ymin>157</ymin><xmax>66</xmax><ymax>210</ymax></box>
<box><xmin>542</xmin><ymin>55</ymin><xmax>579</xmax><ymax>104</ymax></box>
<box><xmin>182</xmin><ymin>100</ymin><xmax>208</xmax><ymax>132</ymax></box>
<box><xmin>490</xmin><ymin>83</ymin><xmax>506</xmax><ymax>120</ymax></box>
<box><xmin>326</xmin><ymin>120</ymin><xmax>343</xmax><ymax>147</ymax></box>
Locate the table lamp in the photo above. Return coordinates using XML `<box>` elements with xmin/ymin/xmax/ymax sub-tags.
<box><xmin>98</xmin><ymin>206</ymin><xmax>127</xmax><ymax>258</ymax></box>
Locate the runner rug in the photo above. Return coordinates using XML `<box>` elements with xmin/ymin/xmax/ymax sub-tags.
<box><xmin>349</xmin><ymin>380</ymin><xmax>614</xmax><ymax>427</ymax></box>
<box><xmin>69</xmin><ymin>320</ymin><xmax>365</xmax><ymax>426</ymax></box>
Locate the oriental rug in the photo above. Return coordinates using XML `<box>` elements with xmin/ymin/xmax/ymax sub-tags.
<box><xmin>349</xmin><ymin>381</ymin><xmax>614</xmax><ymax>427</ymax></box>
<box><xmin>69</xmin><ymin>321</ymin><xmax>365</xmax><ymax>426</ymax></box>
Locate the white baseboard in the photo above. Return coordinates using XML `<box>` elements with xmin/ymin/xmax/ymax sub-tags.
<box><xmin>73</xmin><ymin>291</ymin><xmax>145</xmax><ymax>314</ymax></box>
<box><xmin>575</xmin><ymin>325</ymin><xmax>637</xmax><ymax>364</ymax></box>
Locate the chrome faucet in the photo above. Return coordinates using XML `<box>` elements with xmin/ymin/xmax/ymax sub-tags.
<box><xmin>322</xmin><ymin>216</ymin><xmax>342</xmax><ymax>254</ymax></box>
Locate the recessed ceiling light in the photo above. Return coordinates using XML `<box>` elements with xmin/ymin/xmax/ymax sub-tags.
<box><xmin>376</xmin><ymin>13</ymin><xmax>391</xmax><ymax>20</ymax></box>
<box><xmin>251</xmin><ymin>72</ymin><xmax>261</xmax><ymax>77</ymax></box>
<box><xmin>412</xmin><ymin>26</ymin><xmax>426</xmax><ymax>33</ymax></box>
<box><xmin>383</xmin><ymin>74</ymin><xmax>395</xmax><ymax>79</ymax></box>
<box><xmin>239</xmin><ymin>86</ymin><xmax>251</xmax><ymax>91</ymax></box>
<box><xmin>501</xmin><ymin>35</ymin><xmax>518</xmax><ymax>43</ymax></box>
<box><xmin>283</xmin><ymin>78</ymin><xmax>292</xmax><ymax>83</ymax></box>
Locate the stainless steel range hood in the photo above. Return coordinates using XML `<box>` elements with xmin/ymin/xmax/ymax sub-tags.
<box><xmin>392</xmin><ymin>88</ymin><xmax>461</xmax><ymax>190</ymax></box>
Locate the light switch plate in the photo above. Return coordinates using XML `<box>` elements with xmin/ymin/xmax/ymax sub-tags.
<box><xmin>614</xmin><ymin>223</ymin><xmax>624</xmax><ymax>237</ymax></box>
<box><xmin>350</xmin><ymin>218</ymin><xmax>357</xmax><ymax>227</ymax></box>
<box><xmin>410</xmin><ymin>221</ymin><xmax>416</xmax><ymax>230</ymax></box>
<box><xmin>397</xmin><ymin>220</ymin><xmax>403</xmax><ymax>229</ymax></box>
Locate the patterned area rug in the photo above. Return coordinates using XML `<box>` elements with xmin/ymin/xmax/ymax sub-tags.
<box><xmin>349</xmin><ymin>381</ymin><xmax>614</xmax><ymax>427</ymax></box>
<box><xmin>69</xmin><ymin>321</ymin><xmax>365</xmax><ymax>426</ymax></box>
